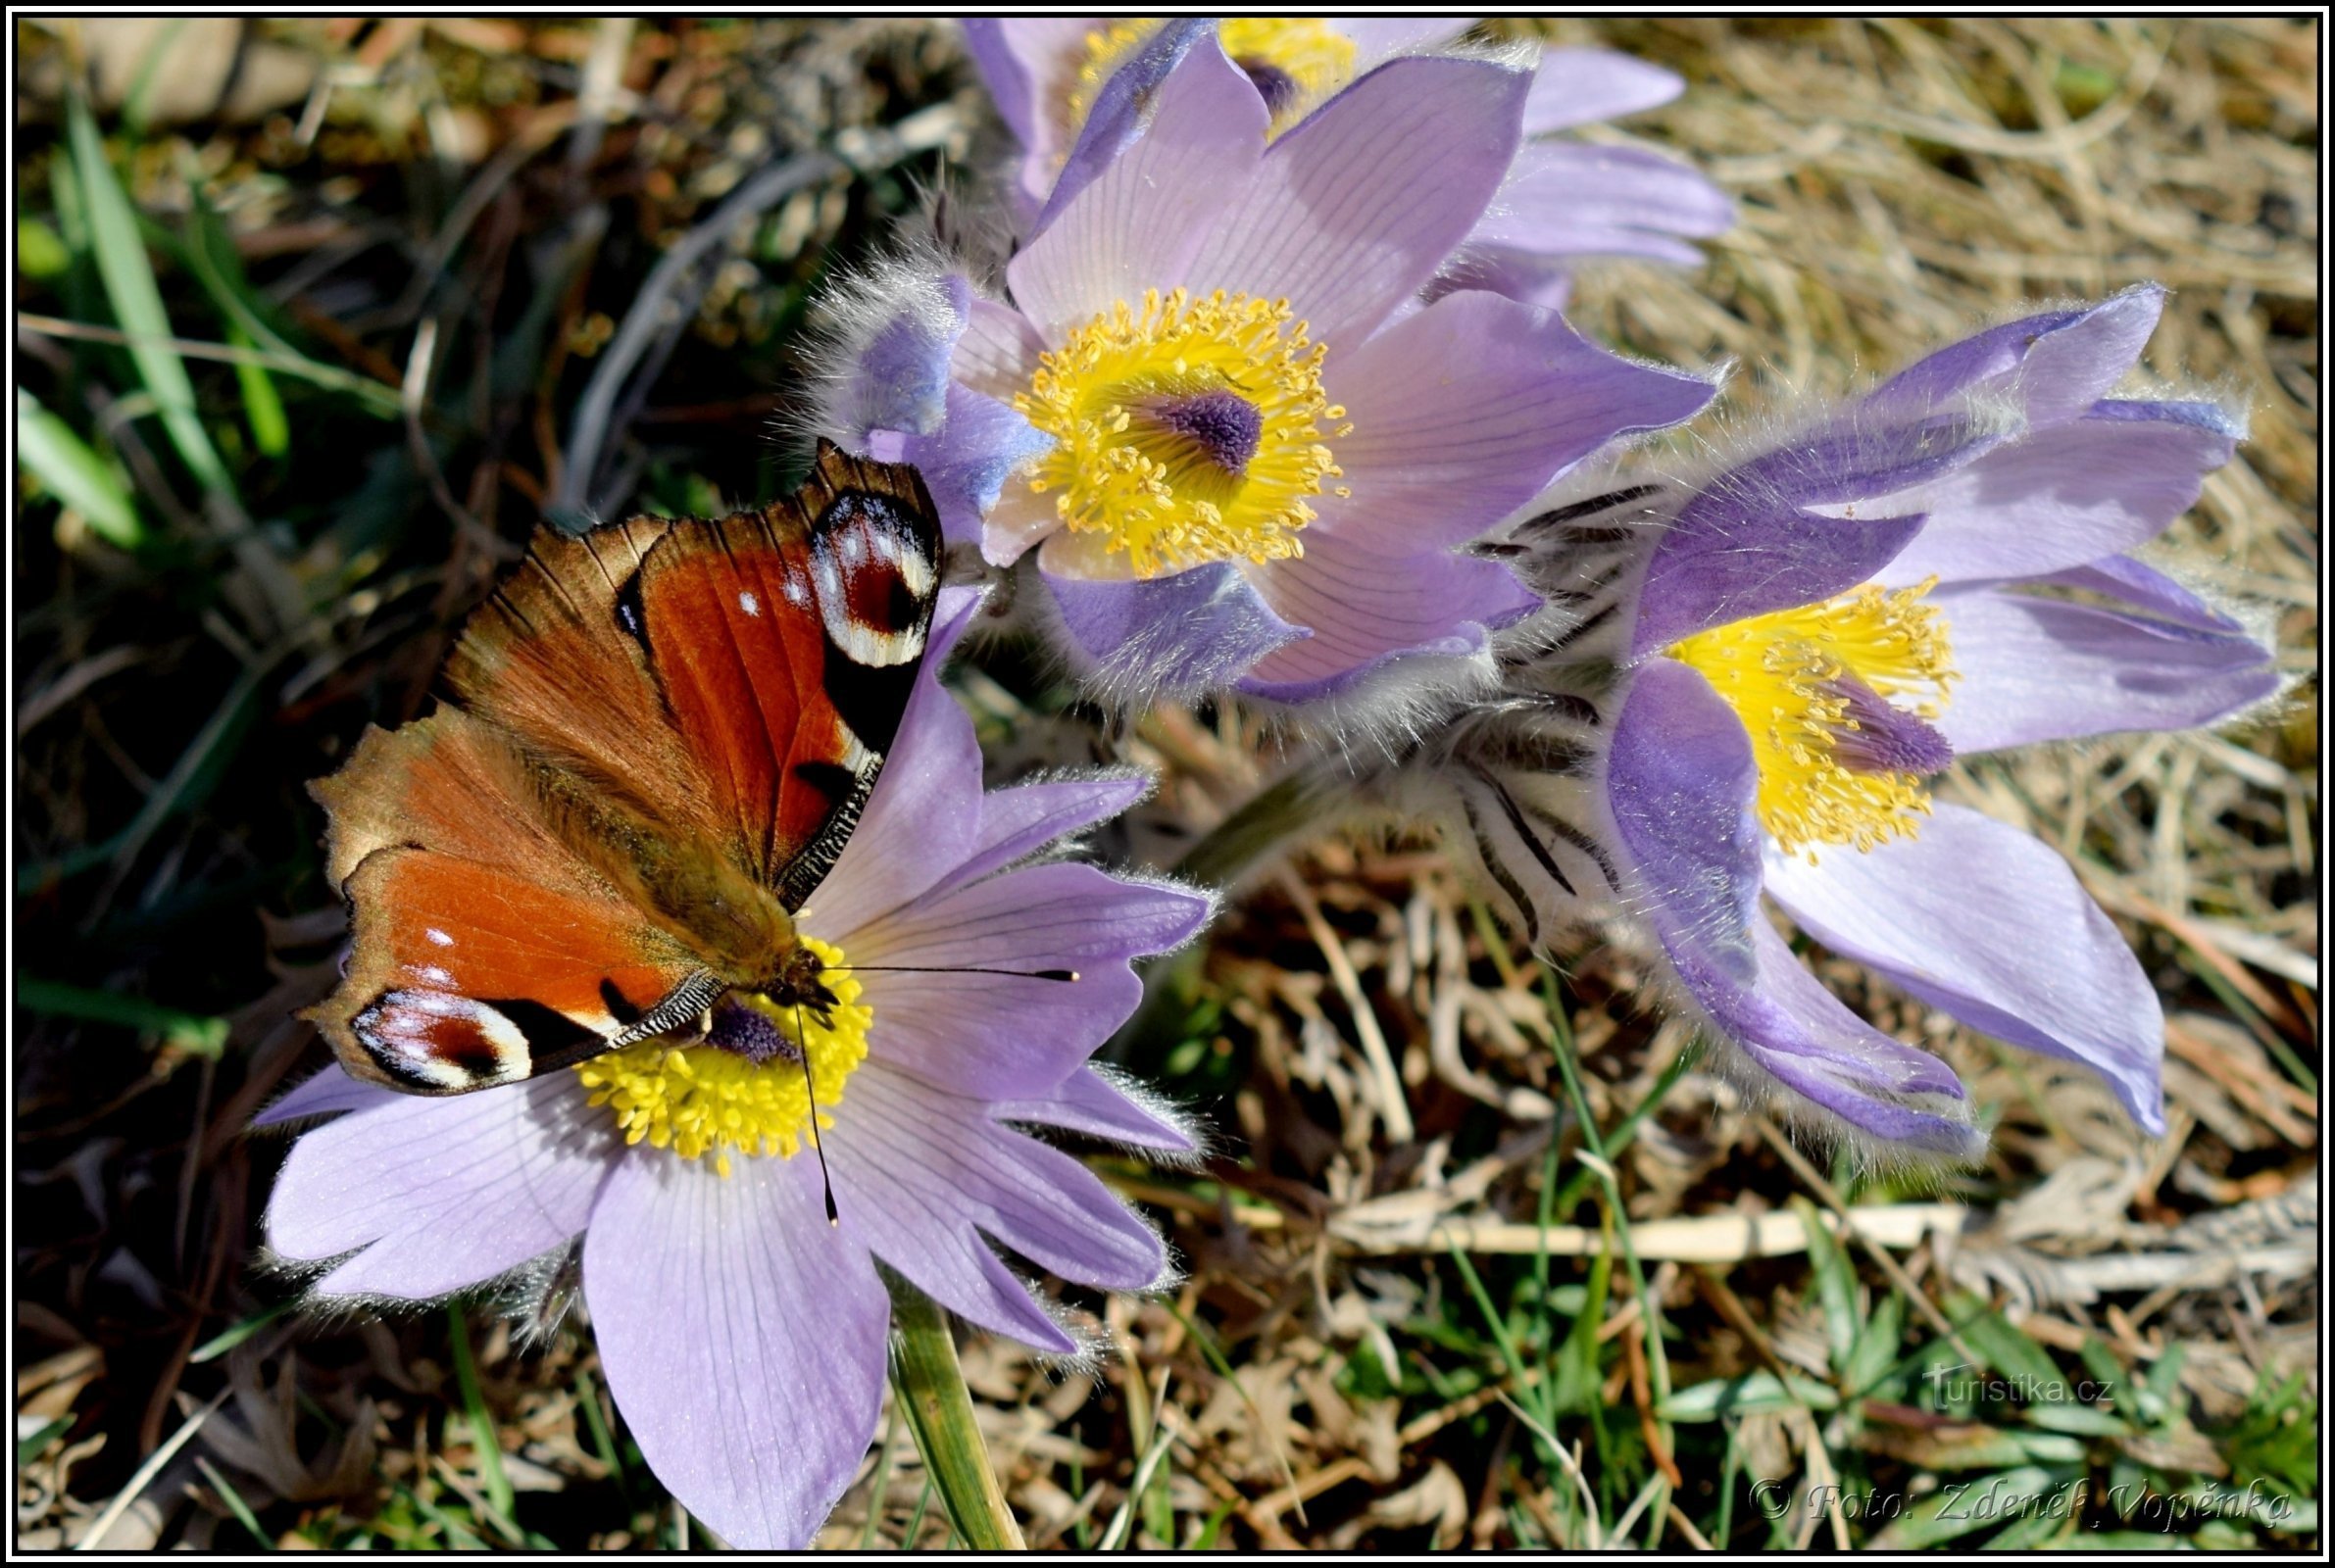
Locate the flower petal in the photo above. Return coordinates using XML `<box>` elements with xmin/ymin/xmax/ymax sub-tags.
<box><xmin>850</xmin><ymin>863</ymin><xmax>1209</xmax><ymax>1098</ymax></box>
<box><xmin>1241</xmin><ymin>533</ymin><xmax>1540</xmax><ymax>701</ymax></box>
<box><xmin>1873</xmin><ymin>400</ymin><xmax>2242</xmax><ymax>586</ymax></box>
<box><xmin>1866</xmin><ymin>286</ymin><xmax>2164</xmax><ymax>428</ymax></box>
<box><xmin>584</xmin><ymin>1151</ymin><xmax>887</xmax><ymax>1549</ymax></box>
<box><xmin>1470</xmin><ymin>142</ymin><xmax>1732</xmax><ymax>266</ymax></box>
<box><xmin>1764</xmin><ymin>804</ymin><xmax>2166</xmax><ymax>1135</ymax></box>
<box><xmin>829</xmin><ymin>1062</ymin><xmax>1166</xmax><ymax>1348</ymax></box>
<box><xmin>870</xmin><ymin>383</ymin><xmax>1051</xmax><ymax>549</ymax></box>
<box><xmin>829</xmin><ymin>270</ymin><xmax>968</xmax><ymax>445</ymax></box>
<box><xmin>1927</xmin><ymin>580</ymin><xmax>2279</xmax><ymax>753</ymax></box>
<box><xmin>1179</xmin><ymin>55</ymin><xmax>1528</xmax><ymax>345</ymax></box>
<box><xmin>993</xmin><ymin>1063</ymin><xmax>1200</xmax><ymax>1154</ymax></box>
<box><xmin>1326</xmin><ymin>288</ymin><xmax>1714</xmax><ymax>554</ymax></box>
<box><xmin>807</xmin><ymin>592</ymin><xmax>985</xmax><ymax>941</ymax></box>
<box><xmin>268</xmin><ymin>1074</ymin><xmax>611</xmax><ymax>1298</ymax></box>
<box><xmin>961</xmin><ymin>18</ymin><xmax>1101</xmax><ymax>202</ymax></box>
<box><xmin>1628</xmin><ymin>408</ymin><xmax>2014</xmax><ymax>657</ymax></box>
<box><xmin>1039</xmin><ymin>558</ymin><xmax>1309</xmax><ymax>702</ymax></box>
<box><xmin>1522</xmin><ymin>46</ymin><xmax>1684</xmax><ymax>132</ymax></box>
<box><xmin>935</xmin><ymin>773</ymin><xmax>1154</xmax><ymax>898</ymax></box>
<box><xmin>1008</xmin><ymin>28</ymin><xmax>1265</xmax><ymax>341</ymax></box>
<box><xmin>1337</xmin><ymin>17</ymin><xmax>1469</xmax><ymax>58</ymax></box>
<box><xmin>252</xmin><ymin>1063</ymin><xmax>395</xmax><ymax>1128</ymax></box>
<box><xmin>1606</xmin><ymin>661</ymin><xmax>1981</xmax><ymax>1156</ymax></box>
<box><xmin>953</xmin><ymin>297</ymin><xmax>1048</xmax><ymax>404</ymax></box>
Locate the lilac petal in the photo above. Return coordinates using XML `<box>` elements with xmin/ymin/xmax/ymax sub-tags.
<box><xmin>1179</xmin><ymin>55</ymin><xmax>1529</xmax><ymax>345</ymax></box>
<box><xmin>1629</xmin><ymin>410</ymin><xmax>2013</xmax><ymax>657</ymax></box>
<box><xmin>251</xmin><ymin>1063</ymin><xmax>395</xmax><ymax>1128</ymax></box>
<box><xmin>1009</xmin><ymin>27</ymin><xmax>1263</xmax><ymax>340</ymax></box>
<box><xmin>952</xmin><ymin>297</ymin><xmax>1048</xmax><ymax>403</ymax></box>
<box><xmin>1928</xmin><ymin>581</ymin><xmax>2278</xmax><ymax>754</ymax></box>
<box><xmin>830</xmin><ymin>1063</ymin><xmax>1166</xmax><ymax>1346</ymax></box>
<box><xmin>994</xmin><ymin>1064</ymin><xmax>1200</xmax><ymax>1154</ymax></box>
<box><xmin>1337</xmin><ymin>17</ymin><xmax>1468</xmax><ymax>58</ymax></box>
<box><xmin>1607</xmin><ymin>661</ymin><xmax>1980</xmax><ymax>1155</ymax></box>
<box><xmin>1522</xmin><ymin>46</ymin><xmax>1684</xmax><ymax>132</ymax></box>
<box><xmin>933</xmin><ymin>773</ymin><xmax>1153</xmax><ymax>898</ymax></box>
<box><xmin>269</xmin><ymin>1075</ymin><xmax>611</xmax><ymax>1298</ymax></box>
<box><xmin>1865</xmin><ymin>286</ymin><xmax>2164</xmax><ymax>428</ymax></box>
<box><xmin>869</xmin><ymin>383</ymin><xmax>1051</xmax><ymax>549</ymax></box>
<box><xmin>831</xmin><ymin>271</ymin><xmax>968</xmax><ymax>446</ymax></box>
<box><xmin>808</xmin><ymin>593</ymin><xmax>984</xmax><ymax>941</ymax></box>
<box><xmin>584</xmin><ymin>1152</ymin><xmax>887</xmax><ymax>1549</ymax></box>
<box><xmin>1764</xmin><ymin>804</ymin><xmax>2166</xmax><ymax>1135</ymax></box>
<box><xmin>1471</xmin><ymin>142</ymin><xmax>1732</xmax><ymax>266</ymax></box>
<box><xmin>1241</xmin><ymin>535</ymin><xmax>1541</xmax><ymax>702</ymax></box>
<box><xmin>1873</xmin><ymin>400</ymin><xmax>2241</xmax><ymax>586</ymax></box>
<box><xmin>2046</xmin><ymin>552</ymin><xmax>2250</xmax><ymax>633</ymax></box>
<box><xmin>1327</xmin><ymin>288</ymin><xmax>1714</xmax><ymax>554</ymax></box>
<box><xmin>1041</xmin><ymin>559</ymin><xmax>1308</xmax><ymax>701</ymax></box>
<box><xmin>1429</xmin><ymin>248</ymin><xmax>1574</xmax><ymax>312</ymax></box>
<box><xmin>1034</xmin><ymin>18</ymin><xmax>1217</xmax><ymax>236</ymax></box>
<box><xmin>962</xmin><ymin>18</ymin><xmax>1101</xmax><ymax>201</ymax></box>
<box><xmin>850</xmin><ymin>863</ymin><xmax>1209</xmax><ymax>1098</ymax></box>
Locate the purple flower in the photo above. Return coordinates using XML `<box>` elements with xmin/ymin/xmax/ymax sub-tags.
<box><xmin>257</xmin><ymin>589</ymin><xmax>1210</xmax><ymax>1548</ymax></box>
<box><xmin>830</xmin><ymin>34</ymin><xmax>1714</xmax><ymax>707</ymax></box>
<box><xmin>961</xmin><ymin>18</ymin><xmax>1732</xmax><ymax>305</ymax></box>
<box><xmin>1435</xmin><ymin>287</ymin><xmax>2277</xmax><ymax>1159</ymax></box>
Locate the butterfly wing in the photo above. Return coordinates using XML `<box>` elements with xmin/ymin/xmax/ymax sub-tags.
<box><xmin>309</xmin><ymin>445</ymin><xmax>944</xmax><ymax>1094</ymax></box>
<box><xmin>625</xmin><ymin>443</ymin><xmax>943</xmax><ymax>906</ymax></box>
<box><xmin>307</xmin><ymin>710</ymin><xmax>708</xmax><ymax>1092</ymax></box>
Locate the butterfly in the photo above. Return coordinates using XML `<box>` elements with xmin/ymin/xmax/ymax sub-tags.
<box><xmin>306</xmin><ymin>442</ymin><xmax>943</xmax><ymax>1096</ymax></box>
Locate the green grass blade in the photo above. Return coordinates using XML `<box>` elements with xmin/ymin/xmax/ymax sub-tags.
<box><xmin>189</xmin><ymin>1299</ymin><xmax>298</xmax><ymax>1364</ymax></box>
<box><xmin>16</xmin><ymin>387</ymin><xmax>143</xmax><ymax>546</ymax></box>
<box><xmin>15</xmin><ymin>975</ymin><xmax>226</xmax><ymax>1056</ymax></box>
<box><xmin>18</xmin><ymin>1414</ymin><xmax>75</xmax><ymax>1468</ymax></box>
<box><xmin>445</xmin><ymin>1306</ymin><xmax>517</xmax><ymax>1523</ymax></box>
<box><xmin>225</xmin><ymin>322</ymin><xmax>289</xmax><ymax>458</ymax></box>
<box><xmin>66</xmin><ymin>93</ymin><xmax>232</xmax><ymax>497</ymax></box>
<box><xmin>194</xmin><ymin>1455</ymin><xmax>273</xmax><ymax>1548</ymax></box>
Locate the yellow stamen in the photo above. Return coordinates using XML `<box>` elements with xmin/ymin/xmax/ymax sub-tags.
<box><xmin>573</xmin><ymin>937</ymin><xmax>870</xmax><ymax>1179</ymax></box>
<box><xmin>1666</xmin><ymin>580</ymin><xmax>1957</xmax><ymax>858</ymax></box>
<box><xmin>1014</xmin><ymin>287</ymin><xmax>1350</xmax><ymax>578</ymax></box>
<box><xmin>1063</xmin><ymin>19</ymin><xmax>1359</xmax><ymax>143</ymax></box>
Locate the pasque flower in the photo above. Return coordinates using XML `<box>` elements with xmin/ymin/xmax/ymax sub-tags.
<box><xmin>258</xmin><ymin>590</ymin><xmax>1210</xmax><ymax>1547</ymax></box>
<box><xmin>828</xmin><ymin>26</ymin><xmax>1713</xmax><ymax>707</ymax></box>
<box><xmin>962</xmin><ymin>17</ymin><xmax>1733</xmax><ymax>304</ymax></box>
<box><xmin>1416</xmin><ymin>287</ymin><xmax>2278</xmax><ymax>1158</ymax></box>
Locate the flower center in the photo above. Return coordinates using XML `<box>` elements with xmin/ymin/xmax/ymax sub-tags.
<box><xmin>573</xmin><ymin>937</ymin><xmax>870</xmax><ymax>1179</ymax></box>
<box><xmin>1014</xmin><ymin>288</ymin><xmax>1350</xmax><ymax>578</ymax></box>
<box><xmin>1665</xmin><ymin>580</ymin><xmax>1958</xmax><ymax>858</ymax></box>
<box><xmin>1064</xmin><ymin>18</ymin><xmax>1359</xmax><ymax>142</ymax></box>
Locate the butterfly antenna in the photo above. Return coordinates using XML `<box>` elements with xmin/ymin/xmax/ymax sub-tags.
<box><xmin>826</xmin><ymin>965</ymin><xmax>1080</xmax><ymax>982</ymax></box>
<box><xmin>795</xmin><ymin>1002</ymin><xmax>839</xmax><ymax>1227</ymax></box>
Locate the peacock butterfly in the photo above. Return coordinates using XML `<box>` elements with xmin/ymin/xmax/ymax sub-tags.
<box><xmin>305</xmin><ymin>442</ymin><xmax>943</xmax><ymax>1096</ymax></box>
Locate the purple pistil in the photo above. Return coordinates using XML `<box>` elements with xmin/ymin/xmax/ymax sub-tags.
<box><xmin>706</xmin><ymin>997</ymin><xmax>800</xmax><ymax>1065</ymax></box>
<box><xmin>1145</xmin><ymin>389</ymin><xmax>1264</xmax><ymax>476</ymax></box>
<box><xmin>1825</xmin><ymin>676</ymin><xmax>1955</xmax><ymax>777</ymax></box>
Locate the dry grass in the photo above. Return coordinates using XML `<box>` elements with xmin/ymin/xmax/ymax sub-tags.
<box><xmin>14</xmin><ymin>17</ymin><xmax>2317</xmax><ymax>1550</ymax></box>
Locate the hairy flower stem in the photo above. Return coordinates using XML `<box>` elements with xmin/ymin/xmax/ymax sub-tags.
<box><xmin>888</xmin><ymin>1281</ymin><xmax>1024</xmax><ymax>1549</ymax></box>
<box><xmin>1171</xmin><ymin>756</ymin><xmax>1357</xmax><ymax>890</ymax></box>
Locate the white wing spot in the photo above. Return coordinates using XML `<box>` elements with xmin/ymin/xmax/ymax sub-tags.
<box><xmin>425</xmin><ymin>927</ymin><xmax>456</xmax><ymax>947</ymax></box>
<box><xmin>739</xmin><ymin>591</ymin><xmax>761</xmax><ymax>617</ymax></box>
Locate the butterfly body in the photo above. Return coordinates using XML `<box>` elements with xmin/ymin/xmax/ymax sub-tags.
<box><xmin>307</xmin><ymin>445</ymin><xmax>943</xmax><ymax>1095</ymax></box>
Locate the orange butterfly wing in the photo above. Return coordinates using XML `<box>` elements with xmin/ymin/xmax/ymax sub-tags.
<box><xmin>309</xmin><ymin>445</ymin><xmax>944</xmax><ymax>1094</ymax></box>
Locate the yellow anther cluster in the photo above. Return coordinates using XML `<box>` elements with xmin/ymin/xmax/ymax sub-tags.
<box><xmin>1016</xmin><ymin>287</ymin><xmax>1351</xmax><ymax>578</ymax></box>
<box><xmin>574</xmin><ymin>938</ymin><xmax>870</xmax><ymax>1179</ymax></box>
<box><xmin>1064</xmin><ymin>18</ymin><xmax>1359</xmax><ymax>142</ymax></box>
<box><xmin>1666</xmin><ymin>579</ymin><xmax>1958</xmax><ymax>858</ymax></box>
